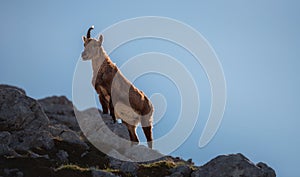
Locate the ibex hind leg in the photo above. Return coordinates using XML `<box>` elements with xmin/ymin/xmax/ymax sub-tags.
<box><xmin>141</xmin><ymin>119</ymin><xmax>153</xmax><ymax>149</ymax></box>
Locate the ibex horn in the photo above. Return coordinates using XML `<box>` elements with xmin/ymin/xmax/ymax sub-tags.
<box><xmin>87</xmin><ymin>25</ymin><xmax>94</xmax><ymax>39</ymax></box>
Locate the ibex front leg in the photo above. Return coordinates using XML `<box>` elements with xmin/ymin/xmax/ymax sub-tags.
<box><xmin>109</xmin><ymin>97</ymin><xmax>116</xmax><ymax>123</ymax></box>
<box><xmin>123</xmin><ymin>121</ymin><xmax>139</xmax><ymax>146</ymax></box>
<box><xmin>98</xmin><ymin>93</ymin><xmax>109</xmax><ymax>114</ymax></box>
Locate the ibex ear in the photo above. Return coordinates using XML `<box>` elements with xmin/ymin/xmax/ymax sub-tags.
<box><xmin>82</xmin><ymin>36</ymin><xmax>87</xmax><ymax>43</ymax></box>
<box><xmin>98</xmin><ymin>35</ymin><xmax>103</xmax><ymax>45</ymax></box>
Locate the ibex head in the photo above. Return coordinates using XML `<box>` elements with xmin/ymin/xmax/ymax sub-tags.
<box><xmin>82</xmin><ymin>25</ymin><xmax>104</xmax><ymax>60</ymax></box>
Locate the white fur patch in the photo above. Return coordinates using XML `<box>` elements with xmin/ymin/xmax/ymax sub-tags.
<box><xmin>115</xmin><ymin>102</ymin><xmax>140</xmax><ymax>126</ymax></box>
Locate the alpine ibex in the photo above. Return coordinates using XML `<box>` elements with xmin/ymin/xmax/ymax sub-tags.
<box><xmin>81</xmin><ymin>26</ymin><xmax>154</xmax><ymax>148</ymax></box>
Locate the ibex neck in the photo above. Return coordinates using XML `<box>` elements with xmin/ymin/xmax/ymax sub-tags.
<box><xmin>91</xmin><ymin>46</ymin><xmax>108</xmax><ymax>86</ymax></box>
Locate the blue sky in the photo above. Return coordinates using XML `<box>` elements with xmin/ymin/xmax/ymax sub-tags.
<box><xmin>1</xmin><ymin>1</ymin><xmax>300</xmax><ymax>176</ymax></box>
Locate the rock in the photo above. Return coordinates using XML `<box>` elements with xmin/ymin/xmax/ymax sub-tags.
<box><xmin>167</xmin><ymin>172</ymin><xmax>184</xmax><ymax>177</ymax></box>
<box><xmin>0</xmin><ymin>131</ymin><xmax>17</xmax><ymax>156</ymax></box>
<box><xmin>191</xmin><ymin>153</ymin><xmax>276</xmax><ymax>177</ymax></box>
<box><xmin>48</xmin><ymin>124</ymin><xmax>69</xmax><ymax>137</ymax></box>
<box><xmin>28</xmin><ymin>150</ymin><xmax>50</xmax><ymax>159</ymax></box>
<box><xmin>106</xmin><ymin>121</ymin><xmax>131</xmax><ymax>140</ymax></box>
<box><xmin>0</xmin><ymin>84</ymin><xmax>25</xmax><ymax>95</ymax></box>
<box><xmin>75</xmin><ymin>108</ymin><xmax>130</xmax><ymax>139</ymax></box>
<box><xmin>75</xmin><ymin>108</ymin><xmax>131</xmax><ymax>152</ymax></box>
<box><xmin>257</xmin><ymin>162</ymin><xmax>277</xmax><ymax>177</ymax></box>
<box><xmin>91</xmin><ymin>169</ymin><xmax>119</xmax><ymax>177</ymax></box>
<box><xmin>0</xmin><ymin>144</ymin><xmax>14</xmax><ymax>156</ymax></box>
<box><xmin>59</xmin><ymin>130</ymin><xmax>88</xmax><ymax>149</ymax></box>
<box><xmin>0</xmin><ymin>87</ymin><xmax>49</xmax><ymax>131</ymax></box>
<box><xmin>9</xmin><ymin>130</ymin><xmax>54</xmax><ymax>151</ymax></box>
<box><xmin>0</xmin><ymin>86</ymin><xmax>54</xmax><ymax>153</ymax></box>
<box><xmin>109</xmin><ymin>158</ymin><xmax>123</xmax><ymax>169</ymax></box>
<box><xmin>120</xmin><ymin>161</ymin><xmax>139</xmax><ymax>174</ymax></box>
<box><xmin>169</xmin><ymin>165</ymin><xmax>191</xmax><ymax>176</ymax></box>
<box><xmin>108</xmin><ymin>149</ymin><xmax>131</xmax><ymax>169</ymax></box>
<box><xmin>0</xmin><ymin>85</ymin><xmax>276</xmax><ymax>177</ymax></box>
<box><xmin>3</xmin><ymin>168</ymin><xmax>23</xmax><ymax>177</ymax></box>
<box><xmin>187</xmin><ymin>158</ymin><xmax>193</xmax><ymax>164</ymax></box>
<box><xmin>28</xmin><ymin>96</ymin><xmax>91</xmax><ymax>154</ymax></box>
<box><xmin>38</xmin><ymin>96</ymin><xmax>80</xmax><ymax>131</ymax></box>
<box><xmin>123</xmin><ymin>145</ymin><xmax>164</xmax><ymax>162</ymax></box>
<box><xmin>56</xmin><ymin>150</ymin><xmax>69</xmax><ymax>163</ymax></box>
<box><xmin>0</xmin><ymin>131</ymin><xmax>11</xmax><ymax>145</ymax></box>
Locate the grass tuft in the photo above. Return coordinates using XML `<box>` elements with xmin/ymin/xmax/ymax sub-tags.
<box><xmin>55</xmin><ymin>164</ymin><xmax>90</xmax><ymax>172</ymax></box>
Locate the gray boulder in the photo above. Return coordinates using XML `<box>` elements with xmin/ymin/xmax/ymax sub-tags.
<box><xmin>59</xmin><ymin>129</ymin><xmax>88</xmax><ymax>149</ymax></box>
<box><xmin>0</xmin><ymin>86</ymin><xmax>49</xmax><ymax>131</ymax></box>
<box><xmin>75</xmin><ymin>108</ymin><xmax>131</xmax><ymax>152</ymax></box>
<box><xmin>38</xmin><ymin>96</ymin><xmax>89</xmax><ymax>149</ymax></box>
<box><xmin>56</xmin><ymin>150</ymin><xmax>69</xmax><ymax>163</ymax></box>
<box><xmin>0</xmin><ymin>85</ymin><xmax>54</xmax><ymax>153</ymax></box>
<box><xmin>38</xmin><ymin>96</ymin><xmax>80</xmax><ymax>131</ymax></box>
<box><xmin>123</xmin><ymin>145</ymin><xmax>164</xmax><ymax>162</ymax></box>
<box><xmin>120</xmin><ymin>161</ymin><xmax>139</xmax><ymax>175</ymax></box>
<box><xmin>9</xmin><ymin>130</ymin><xmax>54</xmax><ymax>151</ymax></box>
<box><xmin>0</xmin><ymin>84</ymin><xmax>25</xmax><ymax>95</ymax></box>
<box><xmin>191</xmin><ymin>153</ymin><xmax>276</xmax><ymax>177</ymax></box>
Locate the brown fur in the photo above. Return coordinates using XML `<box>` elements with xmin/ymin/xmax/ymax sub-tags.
<box><xmin>82</xmin><ymin>32</ymin><xmax>154</xmax><ymax>148</ymax></box>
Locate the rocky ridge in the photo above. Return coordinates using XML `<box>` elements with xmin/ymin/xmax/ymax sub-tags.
<box><xmin>0</xmin><ymin>85</ymin><xmax>276</xmax><ymax>177</ymax></box>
